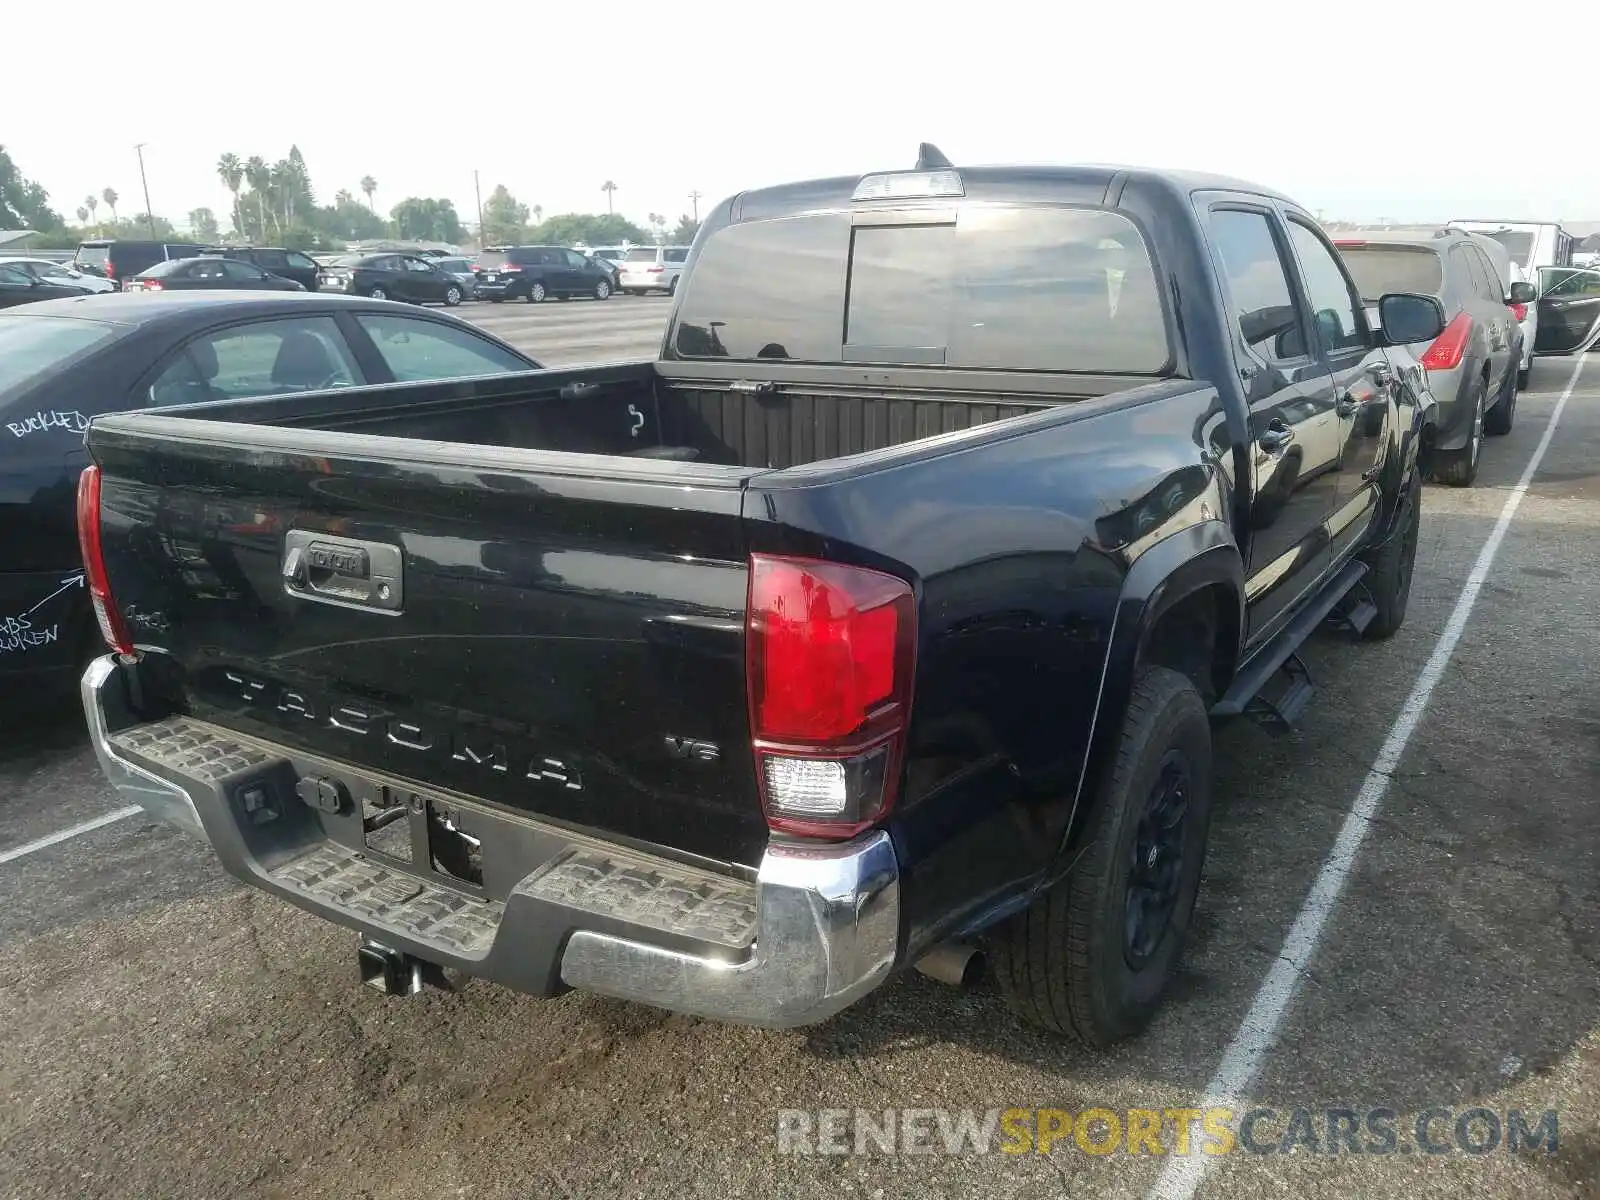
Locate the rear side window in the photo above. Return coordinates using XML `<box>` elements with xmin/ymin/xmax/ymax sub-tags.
<box><xmin>1450</xmin><ymin>246</ymin><xmax>1497</xmax><ymax>304</ymax></box>
<box><xmin>1337</xmin><ymin>247</ymin><xmax>1444</xmax><ymax>301</ymax></box>
<box><xmin>674</xmin><ymin>207</ymin><xmax>1170</xmax><ymax>373</ymax></box>
<box><xmin>355</xmin><ymin>314</ymin><xmax>532</xmax><ymax>382</ymax></box>
<box><xmin>665</xmin><ymin>248</ymin><xmax>689</xmax><ymax>264</ymax></box>
<box><xmin>146</xmin><ymin>316</ymin><xmax>363</xmax><ymax>406</ymax></box>
<box><xmin>0</xmin><ymin>316</ymin><xmax>119</xmax><ymax>400</ymax></box>
<box><xmin>508</xmin><ymin>248</ymin><xmax>546</xmax><ymax>266</ymax></box>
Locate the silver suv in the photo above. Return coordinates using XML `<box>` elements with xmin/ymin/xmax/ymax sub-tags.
<box><xmin>618</xmin><ymin>245</ymin><xmax>690</xmax><ymax>296</ymax></box>
<box><xmin>1335</xmin><ymin>227</ymin><xmax>1530</xmax><ymax>487</ymax></box>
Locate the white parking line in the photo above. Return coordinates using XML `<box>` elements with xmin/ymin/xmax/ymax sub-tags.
<box><xmin>0</xmin><ymin>806</ymin><xmax>142</xmax><ymax>867</ymax></box>
<box><xmin>1147</xmin><ymin>357</ymin><xmax>1587</xmax><ymax>1200</ymax></box>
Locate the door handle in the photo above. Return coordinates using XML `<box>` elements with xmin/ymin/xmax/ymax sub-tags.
<box><xmin>1336</xmin><ymin>390</ymin><xmax>1365</xmax><ymax>418</ymax></box>
<box><xmin>1257</xmin><ymin>424</ymin><xmax>1295</xmax><ymax>452</ymax></box>
<box><xmin>1369</xmin><ymin>362</ymin><xmax>1394</xmax><ymax>388</ymax></box>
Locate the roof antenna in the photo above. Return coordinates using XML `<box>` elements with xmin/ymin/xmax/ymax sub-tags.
<box><xmin>916</xmin><ymin>143</ymin><xmax>953</xmax><ymax>170</ymax></box>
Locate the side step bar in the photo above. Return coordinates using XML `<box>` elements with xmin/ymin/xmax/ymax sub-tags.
<box><xmin>1211</xmin><ymin>558</ymin><xmax>1369</xmax><ymax>726</ymax></box>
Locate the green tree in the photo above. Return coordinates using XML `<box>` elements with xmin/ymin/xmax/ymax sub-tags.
<box><xmin>189</xmin><ymin>207</ymin><xmax>220</xmax><ymax>242</ymax></box>
<box><xmin>0</xmin><ymin>146</ymin><xmax>63</xmax><ymax>230</ymax></box>
<box><xmin>217</xmin><ymin>153</ymin><xmax>244</xmax><ymax>234</ymax></box>
<box><xmin>672</xmin><ymin>214</ymin><xmax>700</xmax><ymax>243</ymax></box>
<box><xmin>390</xmin><ymin>197</ymin><xmax>464</xmax><ymax>243</ymax></box>
<box><xmin>531</xmin><ymin>212</ymin><xmax>647</xmax><ymax>247</ymax></box>
<box><xmin>600</xmin><ymin>180</ymin><xmax>617</xmax><ymax>214</ymax></box>
<box><xmin>101</xmin><ymin>187</ymin><xmax>119</xmax><ymax>226</ymax></box>
<box><xmin>244</xmin><ymin>156</ymin><xmax>271</xmax><ymax>238</ymax></box>
<box><xmin>84</xmin><ymin>194</ymin><xmax>98</xmax><ymax>230</ymax></box>
<box><xmin>75</xmin><ymin>205</ymin><xmax>88</xmax><ymax>226</ymax></box>
<box><xmin>481</xmin><ymin>184</ymin><xmax>530</xmax><ymax>245</ymax></box>
<box><xmin>360</xmin><ymin>175</ymin><xmax>377</xmax><ymax>212</ymax></box>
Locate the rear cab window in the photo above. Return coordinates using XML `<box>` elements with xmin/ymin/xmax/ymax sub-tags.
<box><xmin>1335</xmin><ymin>245</ymin><xmax>1444</xmax><ymax>302</ymax></box>
<box><xmin>672</xmin><ymin>206</ymin><xmax>1171</xmax><ymax>373</ymax></box>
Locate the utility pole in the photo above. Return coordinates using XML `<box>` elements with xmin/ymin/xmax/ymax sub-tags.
<box><xmin>134</xmin><ymin>143</ymin><xmax>157</xmax><ymax>239</ymax></box>
<box><xmin>474</xmin><ymin>170</ymin><xmax>485</xmax><ymax>248</ymax></box>
<box><xmin>689</xmin><ymin>190</ymin><xmax>702</xmax><ymax>222</ymax></box>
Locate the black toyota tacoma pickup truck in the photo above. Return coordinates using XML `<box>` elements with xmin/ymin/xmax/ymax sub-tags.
<box><xmin>77</xmin><ymin>148</ymin><xmax>1444</xmax><ymax>1046</ymax></box>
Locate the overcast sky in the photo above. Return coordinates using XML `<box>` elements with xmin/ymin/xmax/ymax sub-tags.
<box><xmin>10</xmin><ymin>0</ymin><xmax>1593</xmax><ymax>233</ymax></box>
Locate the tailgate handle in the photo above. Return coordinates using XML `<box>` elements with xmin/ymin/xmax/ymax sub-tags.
<box><xmin>282</xmin><ymin>530</ymin><xmax>404</xmax><ymax>614</ymax></box>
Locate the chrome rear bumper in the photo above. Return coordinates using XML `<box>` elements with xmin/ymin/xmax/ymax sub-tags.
<box><xmin>81</xmin><ymin>654</ymin><xmax>901</xmax><ymax>1028</ymax></box>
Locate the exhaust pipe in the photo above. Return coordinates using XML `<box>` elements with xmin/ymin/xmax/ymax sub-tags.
<box><xmin>914</xmin><ymin>942</ymin><xmax>984</xmax><ymax>988</ymax></box>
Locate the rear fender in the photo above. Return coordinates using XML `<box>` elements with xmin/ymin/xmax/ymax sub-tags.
<box><xmin>1039</xmin><ymin>519</ymin><xmax>1243</xmax><ymax>888</ymax></box>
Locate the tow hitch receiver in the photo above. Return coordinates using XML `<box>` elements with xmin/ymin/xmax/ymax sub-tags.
<box><xmin>357</xmin><ymin>938</ymin><xmax>460</xmax><ymax>997</ymax></box>
<box><xmin>357</xmin><ymin>939</ymin><xmax>425</xmax><ymax>996</ymax></box>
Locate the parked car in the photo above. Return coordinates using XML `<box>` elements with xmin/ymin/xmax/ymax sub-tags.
<box><xmin>430</xmin><ymin>256</ymin><xmax>480</xmax><ymax>297</ymax></box>
<box><xmin>0</xmin><ymin>291</ymin><xmax>541</xmax><ymax>705</ymax></box>
<box><xmin>75</xmin><ymin>150</ymin><xmax>1438</xmax><ymax>1048</ymax></box>
<box><xmin>0</xmin><ymin>262</ymin><xmax>89</xmax><ymax>309</ymax></box>
<box><xmin>317</xmin><ymin>253</ymin><xmax>467</xmax><ymax>306</ymax></box>
<box><xmin>581</xmin><ymin>247</ymin><xmax>626</xmax><ymax>291</ymax></box>
<box><xmin>72</xmin><ymin>239</ymin><xmax>209</xmax><ymax>288</ymax></box>
<box><xmin>473</xmin><ymin>246</ymin><xmax>616</xmax><ymax>302</ymax></box>
<box><xmin>124</xmin><ymin>256</ymin><xmax>307</xmax><ymax>293</ymax></box>
<box><xmin>1334</xmin><ymin>227</ymin><xmax>1526</xmax><ymax>486</ymax></box>
<box><xmin>1447</xmin><ymin>219</ymin><xmax>1575</xmax><ymax>278</ymax></box>
<box><xmin>618</xmin><ymin>245</ymin><xmax>690</xmax><ymax>295</ymax></box>
<box><xmin>1530</xmin><ymin>264</ymin><xmax>1600</xmax><ymax>357</ymax></box>
<box><xmin>0</xmin><ymin>257</ymin><xmax>118</xmax><ymax>294</ymax></box>
<box><xmin>203</xmin><ymin>246</ymin><xmax>323</xmax><ymax>291</ymax></box>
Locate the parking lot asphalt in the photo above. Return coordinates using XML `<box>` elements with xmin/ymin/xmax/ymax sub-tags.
<box><xmin>0</xmin><ymin>319</ymin><xmax>1596</xmax><ymax>1200</ymax></box>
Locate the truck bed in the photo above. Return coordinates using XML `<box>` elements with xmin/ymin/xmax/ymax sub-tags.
<box><xmin>153</xmin><ymin>360</ymin><xmax>1082</xmax><ymax>473</ymax></box>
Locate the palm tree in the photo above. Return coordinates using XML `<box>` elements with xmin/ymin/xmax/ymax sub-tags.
<box><xmin>244</xmin><ymin>156</ymin><xmax>271</xmax><ymax>238</ymax></box>
<box><xmin>532</xmin><ymin>204</ymin><xmax>543</xmax><ymax>225</ymax></box>
<box><xmin>216</xmin><ymin>153</ymin><xmax>244</xmax><ymax>234</ymax></box>
<box><xmin>601</xmin><ymin>181</ymin><xmax>617</xmax><ymax>215</ymax></box>
<box><xmin>360</xmin><ymin>175</ymin><xmax>377</xmax><ymax>212</ymax></box>
<box><xmin>75</xmin><ymin>205</ymin><xmax>89</xmax><ymax>227</ymax></box>
<box><xmin>101</xmin><ymin>188</ymin><xmax>119</xmax><ymax>228</ymax></box>
<box><xmin>85</xmin><ymin>194</ymin><xmax>98</xmax><ymax>232</ymax></box>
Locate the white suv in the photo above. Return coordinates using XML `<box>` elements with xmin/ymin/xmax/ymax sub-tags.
<box><xmin>618</xmin><ymin>245</ymin><xmax>690</xmax><ymax>296</ymax></box>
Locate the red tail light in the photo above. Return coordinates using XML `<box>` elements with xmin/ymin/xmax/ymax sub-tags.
<box><xmin>1510</xmin><ymin>302</ymin><xmax>1528</xmax><ymax>322</ymax></box>
<box><xmin>1419</xmin><ymin>312</ymin><xmax>1473</xmax><ymax>371</ymax></box>
<box><xmin>646</xmin><ymin>265</ymin><xmax>664</xmax><ymax>273</ymax></box>
<box><xmin>75</xmin><ymin>466</ymin><xmax>135</xmax><ymax>658</ymax></box>
<box><xmin>746</xmin><ymin>554</ymin><xmax>916</xmax><ymax>838</ymax></box>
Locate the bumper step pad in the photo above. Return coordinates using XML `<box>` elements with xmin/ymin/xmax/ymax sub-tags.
<box><xmin>519</xmin><ymin>849</ymin><xmax>758</xmax><ymax>950</ymax></box>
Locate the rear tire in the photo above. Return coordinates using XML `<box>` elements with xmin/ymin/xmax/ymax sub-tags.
<box><xmin>1359</xmin><ymin>474</ymin><xmax>1421</xmax><ymax>640</ymax></box>
<box><xmin>989</xmin><ymin>666</ymin><xmax>1213</xmax><ymax>1047</ymax></box>
<box><xmin>1485</xmin><ymin>364</ymin><xmax>1517</xmax><ymax>436</ymax></box>
<box><xmin>595</xmin><ymin>279</ymin><xmax>612</xmax><ymax>300</ymax></box>
<box><xmin>1432</xmin><ymin>378</ymin><xmax>1486</xmax><ymax>487</ymax></box>
<box><xmin>443</xmin><ymin>285</ymin><xmax>463</xmax><ymax>307</ymax></box>
<box><xmin>526</xmin><ymin>281</ymin><xmax>547</xmax><ymax>303</ymax></box>
<box><xmin>368</xmin><ymin>285</ymin><xmax>388</xmax><ymax>301</ymax></box>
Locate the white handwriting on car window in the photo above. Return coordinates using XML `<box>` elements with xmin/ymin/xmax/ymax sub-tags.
<box><xmin>6</xmin><ymin>409</ymin><xmax>89</xmax><ymax>439</ymax></box>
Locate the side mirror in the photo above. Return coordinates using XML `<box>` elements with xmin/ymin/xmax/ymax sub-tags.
<box><xmin>1377</xmin><ymin>292</ymin><xmax>1446</xmax><ymax>346</ymax></box>
<box><xmin>1508</xmin><ymin>281</ymin><xmax>1537</xmax><ymax>305</ymax></box>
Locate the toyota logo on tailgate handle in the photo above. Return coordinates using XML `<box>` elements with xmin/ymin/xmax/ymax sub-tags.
<box><xmin>282</xmin><ymin>530</ymin><xmax>404</xmax><ymax>614</ymax></box>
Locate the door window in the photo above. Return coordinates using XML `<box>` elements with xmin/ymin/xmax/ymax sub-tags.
<box><xmin>220</xmin><ymin>259</ymin><xmax>264</xmax><ymax>282</ymax></box>
<box><xmin>145</xmin><ymin>316</ymin><xmax>363</xmax><ymax>406</ymax></box>
<box><xmin>563</xmin><ymin>250</ymin><xmax>590</xmax><ymax>269</ymax></box>
<box><xmin>286</xmin><ymin>251</ymin><xmax>317</xmax><ymax>270</ymax></box>
<box><xmin>355</xmin><ymin>313</ymin><xmax>531</xmax><ymax>381</ymax></box>
<box><xmin>1286</xmin><ymin>220</ymin><xmax>1366</xmax><ymax>354</ymax></box>
<box><xmin>189</xmin><ymin>258</ymin><xmax>230</xmax><ymax>281</ymax></box>
<box><xmin>403</xmin><ymin>257</ymin><xmax>436</xmax><ymax>273</ymax></box>
<box><xmin>1207</xmin><ymin>209</ymin><xmax>1305</xmax><ymax>363</ymax></box>
<box><xmin>1538</xmin><ymin>267</ymin><xmax>1600</xmax><ymax>298</ymax></box>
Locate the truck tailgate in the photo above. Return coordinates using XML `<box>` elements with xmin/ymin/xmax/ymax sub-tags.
<box><xmin>87</xmin><ymin>415</ymin><xmax>768</xmax><ymax>869</ymax></box>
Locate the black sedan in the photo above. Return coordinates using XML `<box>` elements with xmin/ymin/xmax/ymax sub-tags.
<box><xmin>0</xmin><ymin>262</ymin><xmax>90</xmax><ymax>309</ymax></box>
<box><xmin>125</xmin><ymin>256</ymin><xmax>306</xmax><ymax>293</ymax></box>
<box><xmin>0</xmin><ymin>291</ymin><xmax>541</xmax><ymax>706</ymax></box>
<box><xmin>316</xmin><ymin>253</ymin><xmax>467</xmax><ymax>306</ymax></box>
